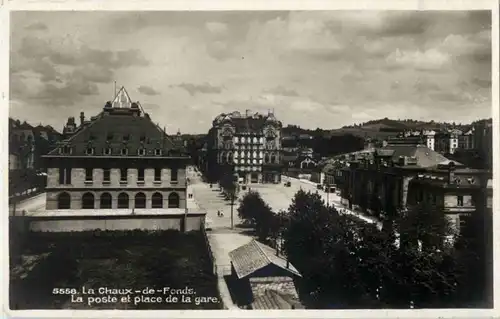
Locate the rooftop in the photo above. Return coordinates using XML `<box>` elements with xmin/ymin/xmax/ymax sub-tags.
<box><xmin>229</xmin><ymin>239</ymin><xmax>301</xmax><ymax>279</ymax></box>
<box><xmin>48</xmin><ymin>87</ymin><xmax>187</xmax><ymax>157</ymax></box>
<box><xmin>380</xmin><ymin>144</ymin><xmax>461</xmax><ymax>168</ymax></box>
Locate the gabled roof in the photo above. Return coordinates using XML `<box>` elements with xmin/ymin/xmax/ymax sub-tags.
<box><xmin>229</xmin><ymin>239</ymin><xmax>301</xmax><ymax>279</ymax></box>
<box><xmin>112</xmin><ymin>86</ymin><xmax>133</xmax><ymax>109</ymax></box>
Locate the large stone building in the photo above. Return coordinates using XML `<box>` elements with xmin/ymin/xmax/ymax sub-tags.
<box><xmin>203</xmin><ymin>110</ymin><xmax>282</xmax><ymax>184</ymax></box>
<box><xmin>335</xmin><ymin>144</ymin><xmax>492</xmax><ymax>234</ymax></box>
<box><xmin>43</xmin><ymin>87</ymin><xmax>189</xmax><ymax>210</ymax></box>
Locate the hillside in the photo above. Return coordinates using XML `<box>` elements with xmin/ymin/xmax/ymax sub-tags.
<box><xmin>283</xmin><ymin>118</ymin><xmax>489</xmax><ymax>140</ymax></box>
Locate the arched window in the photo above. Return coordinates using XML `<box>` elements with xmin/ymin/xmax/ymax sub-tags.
<box><xmin>82</xmin><ymin>192</ymin><xmax>95</xmax><ymax>209</ymax></box>
<box><xmin>57</xmin><ymin>192</ymin><xmax>71</xmax><ymax>209</ymax></box>
<box><xmin>100</xmin><ymin>192</ymin><xmax>112</xmax><ymax>209</ymax></box>
<box><xmin>118</xmin><ymin>192</ymin><xmax>129</xmax><ymax>208</ymax></box>
<box><xmin>135</xmin><ymin>192</ymin><xmax>146</xmax><ymax>208</ymax></box>
<box><xmin>168</xmin><ymin>192</ymin><xmax>180</xmax><ymax>208</ymax></box>
<box><xmin>227</xmin><ymin>152</ymin><xmax>233</xmax><ymax>164</ymax></box>
<box><xmin>152</xmin><ymin>192</ymin><xmax>163</xmax><ymax>208</ymax></box>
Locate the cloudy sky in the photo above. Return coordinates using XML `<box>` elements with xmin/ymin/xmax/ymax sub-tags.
<box><xmin>10</xmin><ymin>11</ymin><xmax>492</xmax><ymax>134</ymax></box>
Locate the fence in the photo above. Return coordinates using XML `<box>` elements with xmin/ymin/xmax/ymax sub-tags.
<box><xmin>201</xmin><ymin>225</ymin><xmax>218</xmax><ymax>276</ymax></box>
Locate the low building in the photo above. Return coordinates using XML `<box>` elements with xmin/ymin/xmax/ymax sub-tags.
<box><xmin>228</xmin><ymin>239</ymin><xmax>302</xmax><ymax>309</ymax></box>
<box><xmin>43</xmin><ymin>86</ymin><xmax>190</xmax><ymax>211</ymax></box>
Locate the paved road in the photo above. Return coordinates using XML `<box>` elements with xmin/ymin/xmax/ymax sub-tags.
<box><xmin>9</xmin><ymin>193</ymin><xmax>46</xmax><ymax>216</ymax></box>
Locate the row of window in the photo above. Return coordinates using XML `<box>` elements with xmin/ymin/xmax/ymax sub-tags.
<box><xmin>57</xmin><ymin>192</ymin><xmax>180</xmax><ymax>209</ymax></box>
<box><xmin>85</xmin><ymin>148</ymin><xmax>163</xmax><ymax>156</ymax></box>
<box><xmin>58</xmin><ymin>167</ymin><xmax>178</xmax><ymax>185</ymax></box>
<box><xmin>416</xmin><ymin>191</ymin><xmax>466</xmax><ymax>207</ymax></box>
<box><xmin>58</xmin><ymin>146</ymin><xmax>164</xmax><ymax>156</ymax></box>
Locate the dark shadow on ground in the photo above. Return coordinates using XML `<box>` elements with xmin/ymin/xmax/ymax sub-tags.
<box><xmin>224</xmin><ymin>274</ymin><xmax>252</xmax><ymax>308</ymax></box>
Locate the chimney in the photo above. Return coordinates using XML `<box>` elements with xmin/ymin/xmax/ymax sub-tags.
<box><xmin>80</xmin><ymin>112</ymin><xmax>85</xmax><ymax>127</ymax></box>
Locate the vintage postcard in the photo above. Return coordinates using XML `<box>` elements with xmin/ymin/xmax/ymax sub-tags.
<box><xmin>2</xmin><ymin>0</ymin><xmax>498</xmax><ymax>318</ymax></box>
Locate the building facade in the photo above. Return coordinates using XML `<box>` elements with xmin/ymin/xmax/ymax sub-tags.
<box><xmin>406</xmin><ymin>164</ymin><xmax>492</xmax><ymax>234</ymax></box>
<box><xmin>473</xmin><ymin>119</ymin><xmax>493</xmax><ymax>169</ymax></box>
<box><xmin>43</xmin><ymin>87</ymin><xmax>190</xmax><ymax>210</ymax></box>
<box><xmin>204</xmin><ymin>110</ymin><xmax>282</xmax><ymax>184</ymax></box>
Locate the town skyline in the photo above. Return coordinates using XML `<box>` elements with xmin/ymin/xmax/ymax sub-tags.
<box><xmin>10</xmin><ymin>11</ymin><xmax>492</xmax><ymax>134</ymax></box>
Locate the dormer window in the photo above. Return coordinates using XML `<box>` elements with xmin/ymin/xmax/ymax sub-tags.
<box><xmin>86</xmin><ymin>147</ymin><xmax>94</xmax><ymax>155</ymax></box>
<box><xmin>59</xmin><ymin>145</ymin><xmax>72</xmax><ymax>155</ymax></box>
<box><xmin>138</xmin><ymin>148</ymin><xmax>146</xmax><ymax>156</ymax></box>
<box><xmin>121</xmin><ymin>148</ymin><xmax>128</xmax><ymax>156</ymax></box>
<box><xmin>155</xmin><ymin>149</ymin><xmax>162</xmax><ymax>156</ymax></box>
<box><xmin>104</xmin><ymin>148</ymin><xmax>112</xmax><ymax>156</ymax></box>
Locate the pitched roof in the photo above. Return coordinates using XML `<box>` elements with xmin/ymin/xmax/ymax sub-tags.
<box><xmin>47</xmin><ymin>87</ymin><xmax>187</xmax><ymax>157</ymax></box>
<box><xmin>229</xmin><ymin>239</ymin><xmax>301</xmax><ymax>279</ymax></box>
<box><xmin>380</xmin><ymin>145</ymin><xmax>457</xmax><ymax>168</ymax></box>
<box><xmin>252</xmin><ymin>290</ymin><xmax>303</xmax><ymax>310</ymax></box>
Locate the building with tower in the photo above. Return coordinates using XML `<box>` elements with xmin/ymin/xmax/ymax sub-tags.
<box><xmin>43</xmin><ymin>87</ymin><xmax>190</xmax><ymax>211</ymax></box>
<box><xmin>203</xmin><ymin>110</ymin><xmax>283</xmax><ymax>184</ymax></box>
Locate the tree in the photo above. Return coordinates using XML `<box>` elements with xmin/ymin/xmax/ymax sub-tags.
<box><xmin>219</xmin><ymin>172</ymin><xmax>238</xmax><ymax>228</ymax></box>
<box><xmin>237</xmin><ymin>191</ymin><xmax>275</xmax><ymax>241</ymax></box>
<box><xmin>453</xmin><ymin>189</ymin><xmax>493</xmax><ymax>308</ymax></box>
<box><xmin>390</xmin><ymin>203</ymin><xmax>462</xmax><ymax>308</ymax></box>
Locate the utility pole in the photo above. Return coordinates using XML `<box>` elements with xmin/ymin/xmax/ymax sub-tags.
<box><xmin>326</xmin><ymin>183</ymin><xmax>330</xmax><ymax>207</ymax></box>
<box><xmin>230</xmin><ymin>191</ymin><xmax>234</xmax><ymax>229</ymax></box>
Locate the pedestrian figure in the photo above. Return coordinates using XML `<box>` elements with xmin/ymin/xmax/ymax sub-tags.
<box><xmin>217</xmin><ymin>210</ymin><xmax>221</xmax><ymax>217</ymax></box>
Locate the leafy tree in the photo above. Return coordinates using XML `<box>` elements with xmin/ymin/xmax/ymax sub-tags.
<box><xmin>454</xmin><ymin>190</ymin><xmax>493</xmax><ymax>307</ymax></box>
<box><xmin>237</xmin><ymin>191</ymin><xmax>276</xmax><ymax>241</ymax></box>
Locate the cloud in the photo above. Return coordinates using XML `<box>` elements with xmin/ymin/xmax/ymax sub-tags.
<box><xmin>206</xmin><ymin>22</ymin><xmax>228</xmax><ymax>35</ymax></box>
<box><xmin>173</xmin><ymin>83</ymin><xmax>223</xmax><ymax>96</ymax></box>
<box><xmin>264</xmin><ymin>86</ymin><xmax>299</xmax><ymax>97</ymax></box>
<box><xmin>12</xmin><ymin>78</ymin><xmax>100</xmax><ymax>107</ymax></box>
<box><xmin>386</xmin><ymin>48</ymin><xmax>451</xmax><ymax>70</ymax></box>
<box><xmin>71</xmin><ymin>65</ymin><xmax>114</xmax><ymax>84</ymax></box>
<box><xmin>24</xmin><ymin>22</ymin><xmax>48</xmax><ymax>31</ymax></box>
<box><xmin>9</xmin><ymin>11</ymin><xmax>493</xmax><ymax>133</ymax></box>
<box><xmin>17</xmin><ymin>36</ymin><xmax>149</xmax><ymax>69</ymax></box>
<box><xmin>137</xmin><ymin>85</ymin><xmax>160</xmax><ymax>96</ymax></box>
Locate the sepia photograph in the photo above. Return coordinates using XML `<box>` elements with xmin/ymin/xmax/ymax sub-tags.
<box><xmin>6</xmin><ymin>7</ymin><xmax>495</xmax><ymax>313</ymax></box>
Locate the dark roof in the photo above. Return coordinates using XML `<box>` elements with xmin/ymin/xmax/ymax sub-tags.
<box><xmin>252</xmin><ymin>289</ymin><xmax>303</xmax><ymax>310</ymax></box>
<box><xmin>48</xmin><ymin>87</ymin><xmax>186</xmax><ymax>157</ymax></box>
<box><xmin>232</xmin><ymin>116</ymin><xmax>269</xmax><ymax>134</ymax></box>
<box><xmin>380</xmin><ymin>145</ymin><xmax>458</xmax><ymax>168</ymax></box>
<box><xmin>229</xmin><ymin>240</ymin><xmax>301</xmax><ymax>279</ymax></box>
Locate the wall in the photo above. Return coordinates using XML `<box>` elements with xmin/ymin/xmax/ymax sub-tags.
<box><xmin>444</xmin><ymin>194</ymin><xmax>473</xmax><ymax>207</ymax></box>
<box><xmin>46</xmin><ymin>190</ymin><xmax>187</xmax><ymax>210</ymax></box>
<box><xmin>28</xmin><ymin>215</ymin><xmax>204</xmax><ymax>232</ymax></box>
<box><xmin>47</xmin><ymin>167</ymin><xmax>186</xmax><ymax>189</ymax></box>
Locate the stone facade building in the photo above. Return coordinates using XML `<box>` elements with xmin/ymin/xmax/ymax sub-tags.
<box><xmin>204</xmin><ymin>110</ymin><xmax>282</xmax><ymax>184</ymax></box>
<box><xmin>43</xmin><ymin>87</ymin><xmax>189</xmax><ymax>210</ymax></box>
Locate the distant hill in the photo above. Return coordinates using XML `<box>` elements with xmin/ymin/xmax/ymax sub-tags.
<box><xmin>283</xmin><ymin>118</ymin><xmax>490</xmax><ymax>141</ymax></box>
